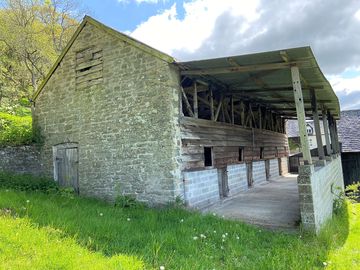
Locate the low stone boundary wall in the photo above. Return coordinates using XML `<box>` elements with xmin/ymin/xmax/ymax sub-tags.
<box><xmin>298</xmin><ymin>155</ymin><xmax>344</xmax><ymax>232</ymax></box>
<box><xmin>252</xmin><ymin>161</ymin><xmax>266</xmax><ymax>185</ymax></box>
<box><xmin>227</xmin><ymin>164</ymin><xmax>248</xmax><ymax>196</ymax></box>
<box><xmin>0</xmin><ymin>145</ymin><xmax>43</xmax><ymax>175</ymax></box>
<box><xmin>269</xmin><ymin>159</ymin><xmax>280</xmax><ymax>179</ymax></box>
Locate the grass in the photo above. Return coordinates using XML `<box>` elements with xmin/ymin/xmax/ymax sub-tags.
<box><xmin>0</xmin><ymin>188</ymin><xmax>359</xmax><ymax>269</ymax></box>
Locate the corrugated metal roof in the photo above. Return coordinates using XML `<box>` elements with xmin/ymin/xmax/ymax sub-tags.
<box><xmin>177</xmin><ymin>46</ymin><xmax>340</xmax><ymax>119</ymax></box>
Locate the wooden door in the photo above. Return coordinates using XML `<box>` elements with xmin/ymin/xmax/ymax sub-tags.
<box><xmin>218</xmin><ymin>167</ymin><xmax>229</xmax><ymax>198</ymax></box>
<box><xmin>55</xmin><ymin>146</ymin><xmax>79</xmax><ymax>193</ymax></box>
<box><xmin>246</xmin><ymin>162</ymin><xmax>253</xmax><ymax>187</ymax></box>
<box><xmin>265</xmin><ymin>160</ymin><xmax>270</xmax><ymax>180</ymax></box>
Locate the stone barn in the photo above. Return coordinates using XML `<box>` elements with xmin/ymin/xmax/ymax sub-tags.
<box><xmin>32</xmin><ymin>16</ymin><xmax>343</xmax><ymax>232</ymax></box>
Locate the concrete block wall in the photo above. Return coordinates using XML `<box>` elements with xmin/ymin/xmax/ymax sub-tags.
<box><xmin>280</xmin><ymin>157</ymin><xmax>289</xmax><ymax>175</ymax></box>
<box><xmin>227</xmin><ymin>164</ymin><xmax>248</xmax><ymax>196</ymax></box>
<box><xmin>183</xmin><ymin>169</ymin><xmax>220</xmax><ymax>208</ymax></box>
<box><xmin>252</xmin><ymin>161</ymin><xmax>267</xmax><ymax>185</ymax></box>
<box><xmin>298</xmin><ymin>155</ymin><xmax>344</xmax><ymax>233</ymax></box>
<box><xmin>269</xmin><ymin>159</ymin><xmax>280</xmax><ymax>179</ymax></box>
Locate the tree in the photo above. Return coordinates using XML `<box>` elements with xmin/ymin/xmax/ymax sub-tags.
<box><xmin>0</xmin><ymin>0</ymin><xmax>82</xmax><ymax>111</ymax></box>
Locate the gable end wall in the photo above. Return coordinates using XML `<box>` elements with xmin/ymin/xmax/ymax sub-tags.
<box><xmin>33</xmin><ymin>23</ymin><xmax>181</xmax><ymax>204</ymax></box>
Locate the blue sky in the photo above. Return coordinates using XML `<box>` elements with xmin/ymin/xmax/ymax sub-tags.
<box><xmin>84</xmin><ymin>0</ymin><xmax>360</xmax><ymax>110</ymax></box>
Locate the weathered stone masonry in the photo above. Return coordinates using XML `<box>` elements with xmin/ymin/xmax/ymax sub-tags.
<box><xmin>33</xmin><ymin>22</ymin><xmax>181</xmax><ymax>203</ymax></box>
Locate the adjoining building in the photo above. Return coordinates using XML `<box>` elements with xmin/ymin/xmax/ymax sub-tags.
<box><xmin>32</xmin><ymin>16</ymin><xmax>343</xmax><ymax>232</ymax></box>
<box><xmin>338</xmin><ymin>110</ymin><xmax>360</xmax><ymax>186</ymax></box>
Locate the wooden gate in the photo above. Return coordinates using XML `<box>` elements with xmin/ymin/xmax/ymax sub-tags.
<box><xmin>246</xmin><ymin>162</ymin><xmax>253</xmax><ymax>187</ymax></box>
<box><xmin>53</xmin><ymin>143</ymin><xmax>79</xmax><ymax>193</ymax></box>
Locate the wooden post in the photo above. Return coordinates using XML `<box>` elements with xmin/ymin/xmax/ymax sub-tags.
<box><xmin>193</xmin><ymin>83</ymin><xmax>198</xmax><ymax>118</ymax></box>
<box><xmin>310</xmin><ymin>89</ymin><xmax>325</xmax><ymax>160</ymax></box>
<box><xmin>180</xmin><ymin>87</ymin><xmax>194</xmax><ymax>117</ymax></box>
<box><xmin>334</xmin><ymin>120</ymin><xmax>341</xmax><ymax>153</ymax></box>
<box><xmin>291</xmin><ymin>66</ymin><xmax>312</xmax><ymax>165</ymax></box>
<box><xmin>231</xmin><ymin>96</ymin><xmax>234</xmax><ymax>124</ymax></box>
<box><xmin>209</xmin><ymin>89</ymin><xmax>214</xmax><ymax>120</ymax></box>
<box><xmin>258</xmin><ymin>105</ymin><xmax>262</xmax><ymax>130</ymax></box>
<box><xmin>214</xmin><ymin>95</ymin><xmax>223</xmax><ymax>121</ymax></box>
<box><xmin>322</xmin><ymin>107</ymin><xmax>332</xmax><ymax>156</ymax></box>
<box><xmin>240</xmin><ymin>101</ymin><xmax>245</xmax><ymax>126</ymax></box>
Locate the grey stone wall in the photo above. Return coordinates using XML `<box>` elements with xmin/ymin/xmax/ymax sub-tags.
<box><xmin>298</xmin><ymin>155</ymin><xmax>344</xmax><ymax>232</ymax></box>
<box><xmin>252</xmin><ymin>161</ymin><xmax>266</xmax><ymax>185</ymax></box>
<box><xmin>33</xmin><ymin>23</ymin><xmax>181</xmax><ymax>204</ymax></box>
<box><xmin>269</xmin><ymin>159</ymin><xmax>280</xmax><ymax>179</ymax></box>
<box><xmin>0</xmin><ymin>145</ymin><xmax>44</xmax><ymax>175</ymax></box>
<box><xmin>227</xmin><ymin>164</ymin><xmax>248</xmax><ymax>196</ymax></box>
<box><xmin>183</xmin><ymin>169</ymin><xmax>220</xmax><ymax>208</ymax></box>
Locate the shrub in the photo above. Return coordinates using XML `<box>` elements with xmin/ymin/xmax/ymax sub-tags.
<box><xmin>0</xmin><ymin>171</ymin><xmax>58</xmax><ymax>193</ymax></box>
<box><xmin>0</xmin><ymin>112</ymin><xmax>32</xmax><ymax>146</ymax></box>
<box><xmin>345</xmin><ymin>182</ymin><xmax>360</xmax><ymax>202</ymax></box>
<box><xmin>114</xmin><ymin>194</ymin><xmax>146</xmax><ymax>208</ymax></box>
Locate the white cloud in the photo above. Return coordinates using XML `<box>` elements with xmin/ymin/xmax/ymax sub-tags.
<box><xmin>355</xmin><ymin>9</ymin><xmax>360</xmax><ymax>20</ymax></box>
<box><xmin>130</xmin><ymin>0</ymin><xmax>261</xmax><ymax>56</ymax></box>
<box><xmin>328</xmin><ymin>71</ymin><xmax>360</xmax><ymax>95</ymax></box>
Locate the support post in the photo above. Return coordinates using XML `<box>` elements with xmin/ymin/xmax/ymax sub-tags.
<box><xmin>240</xmin><ymin>101</ymin><xmax>245</xmax><ymax>126</ymax></box>
<box><xmin>209</xmin><ymin>89</ymin><xmax>214</xmax><ymax>120</ymax></box>
<box><xmin>291</xmin><ymin>66</ymin><xmax>312</xmax><ymax>165</ymax></box>
<box><xmin>180</xmin><ymin>87</ymin><xmax>194</xmax><ymax>117</ymax></box>
<box><xmin>231</xmin><ymin>96</ymin><xmax>234</xmax><ymax>124</ymax></box>
<box><xmin>310</xmin><ymin>89</ymin><xmax>325</xmax><ymax>160</ymax></box>
<box><xmin>258</xmin><ymin>105</ymin><xmax>262</xmax><ymax>130</ymax></box>
<box><xmin>322</xmin><ymin>107</ymin><xmax>332</xmax><ymax>156</ymax></box>
<box><xmin>193</xmin><ymin>82</ymin><xmax>198</xmax><ymax>118</ymax></box>
<box><xmin>328</xmin><ymin>113</ymin><xmax>338</xmax><ymax>154</ymax></box>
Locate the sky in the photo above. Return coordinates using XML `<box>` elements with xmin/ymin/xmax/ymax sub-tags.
<box><xmin>85</xmin><ymin>0</ymin><xmax>360</xmax><ymax>111</ymax></box>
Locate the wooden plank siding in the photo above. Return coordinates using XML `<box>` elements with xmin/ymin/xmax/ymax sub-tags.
<box><xmin>181</xmin><ymin>117</ymin><xmax>289</xmax><ymax>171</ymax></box>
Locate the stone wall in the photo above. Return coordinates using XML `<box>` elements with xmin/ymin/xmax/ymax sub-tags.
<box><xmin>298</xmin><ymin>155</ymin><xmax>344</xmax><ymax>232</ymax></box>
<box><xmin>183</xmin><ymin>169</ymin><xmax>220</xmax><ymax>208</ymax></box>
<box><xmin>227</xmin><ymin>164</ymin><xmax>248</xmax><ymax>196</ymax></box>
<box><xmin>0</xmin><ymin>145</ymin><xmax>43</xmax><ymax>175</ymax></box>
<box><xmin>33</xmin><ymin>22</ymin><xmax>181</xmax><ymax>204</ymax></box>
<box><xmin>280</xmin><ymin>157</ymin><xmax>289</xmax><ymax>175</ymax></box>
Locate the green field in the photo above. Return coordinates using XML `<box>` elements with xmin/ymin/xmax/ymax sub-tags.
<box><xmin>0</xmin><ymin>185</ymin><xmax>359</xmax><ymax>269</ymax></box>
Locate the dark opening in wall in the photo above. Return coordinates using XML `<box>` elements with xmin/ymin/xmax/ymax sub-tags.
<box><xmin>204</xmin><ymin>147</ymin><xmax>213</xmax><ymax>167</ymax></box>
<box><xmin>238</xmin><ymin>147</ymin><xmax>244</xmax><ymax>162</ymax></box>
<box><xmin>260</xmin><ymin>147</ymin><xmax>264</xmax><ymax>159</ymax></box>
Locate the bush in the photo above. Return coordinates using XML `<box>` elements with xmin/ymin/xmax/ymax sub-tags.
<box><xmin>345</xmin><ymin>182</ymin><xmax>360</xmax><ymax>202</ymax></box>
<box><xmin>0</xmin><ymin>171</ymin><xmax>58</xmax><ymax>193</ymax></box>
<box><xmin>0</xmin><ymin>112</ymin><xmax>32</xmax><ymax>146</ymax></box>
<box><xmin>114</xmin><ymin>195</ymin><xmax>146</xmax><ymax>208</ymax></box>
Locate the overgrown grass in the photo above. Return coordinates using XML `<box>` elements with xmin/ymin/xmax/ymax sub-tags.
<box><xmin>0</xmin><ymin>112</ymin><xmax>32</xmax><ymax>146</ymax></box>
<box><xmin>0</xmin><ymin>174</ymin><xmax>358</xmax><ymax>269</ymax></box>
<box><xmin>0</xmin><ymin>190</ymin><xmax>360</xmax><ymax>269</ymax></box>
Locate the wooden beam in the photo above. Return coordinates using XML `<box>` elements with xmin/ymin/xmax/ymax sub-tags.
<box><xmin>180</xmin><ymin>87</ymin><xmax>194</xmax><ymax>117</ymax></box>
<box><xmin>209</xmin><ymin>89</ymin><xmax>214</xmax><ymax>120</ymax></box>
<box><xmin>240</xmin><ymin>101</ymin><xmax>245</xmax><ymax>126</ymax></box>
<box><xmin>258</xmin><ymin>105</ymin><xmax>262</xmax><ymax>130</ymax></box>
<box><xmin>193</xmin><ymin>83</ymin><xmax>198</xmax><ymax>118</ymax></box>
<box><xmin>231</xmin><ymin>96</ymin><xmax>235</xmax><ymax>124</ymax></box>
<box><xmin>214</xmin><ymin>95</ymin><xmax>223</xmax><ymax>121</ymax></box>
<box><xmin>311</xmin><ymin>89</ymin><xmax>325</xmax><ymax>160</ymax></box>
<box><xmin>181</xmin><ymin>60</ymin><xmax>311</xmax><ymax>76</ymax></box>
<box><xmin>322</xmin><ymin>107</ymin><xmax>332</xmax><ymax>156</ymax></box>
<box><xmin>291</xmin><ymin>66</ymin><xmax>312</xmax><ymax>165</ymax></box>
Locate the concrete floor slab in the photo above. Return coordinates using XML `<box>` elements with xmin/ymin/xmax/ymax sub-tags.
<box><xmin>204</xmin><ymin>174</ymin><xmax>301</xmax><ymax>231</ymax></box>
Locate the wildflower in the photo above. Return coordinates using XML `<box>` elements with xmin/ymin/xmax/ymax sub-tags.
<box><xmin>127</xmin><ymin>218</ymin><xmax>131</xmax><ymax>221</ymax></box>
<box><xmin>225</xmin><ymin>233</ymin><xmax>228</xmax><ymax>236</ymax></box>
<box><xmin>236</xmin><ymin>236</ymin><xmax>240</xmax><ymax>240</ymax></box>
<box><xmin>222</xmin><ymin>239</ymin><xmax>225</xmax><ymax>242</ymax></box>
<box><xmin>220</xmin><ymin>246</ymin><xmax>224</xmax><ymax>250</ymax></box>
<box><xmin>259</xmin><ymin>230</ymin><xmax>262</xmax><ymax>232</ymax></box>
<box><xmin>26</xmin><ymin>200</ymin><xmax>30</xmax><ymax>203</ymax></box>
<box><xmin>193</xmin><ymin>236</ymin><xmax>198</xmax><ymax>240</ymax></box>
<box><xmin>213</xmin><ymin>230</ymin><xmax>217</xmax><ymax>233</ymax></box>
<box><xmin>323</xmin><ymin>262</ymin><xmax>328</xmax><ymax>266</ymax></box>
<box><xmin>160</xmin><ymin>266</ymin><xmax>165</xmax><ymax>270</ymax></box>
<box><xmin>200</xmin><ymin>234</ymin><xmax>206</xmax><ymax>239</ymax></box>
<box><xmin>180</xmin><ymin>219</ymin><xmax>184</xmax><ymax>223</ymax></box>
<box><xmin>99</xmin><ymin>213</ymin><xmax>103</xmax><ymax>216</ymax></box>
<box><xmin>222</xmin><ymin>234</ymin><xmax>226</xmax><ymax>238</ymax></box>
<box><xmin>212</xmin><ymin>213</ymin><xmax>216</xmax><ymax>216</ymax></box>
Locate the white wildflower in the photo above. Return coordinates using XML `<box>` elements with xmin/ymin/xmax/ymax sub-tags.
<box><xmin>222</xmin><ymin>234</ymin><xmax>226</xmax><ymax>238</ymax></box>
<box><xmin>323</xmin><ymin>262</ymin><xmax>328</xmax><ymax>266</ymax></box>
<box><xmin>99</xmin><ymin>213</ymin><xmax>103</xmax><ymax>216</ymax></box>
<box><xmin>200</xmin><ymin>234</ymin><xmax>206</xmax><ymax>239</ymax></box>
<box><xmin>193</xmin><ymin>236</ymin><xmax>198</xmax><ymax>240</ymax></box>
<box><xmin>213</xmin><ymin>230</ymin><xmax>216</xmax><ymax>233</ymax></box>
<box><xmin>127</xmin><ymin>218</ymin><xmax>131</xmax><ymax>221</ymax></box>
<box><xmin>212</xmin><ymin>213</ymin><xmax>216</xmax><ymax>216</ymax></box>
<box><xmin>236</xmin><ymin>236</ymin><xmax>240</xmax><ymax>240</ymax></box>
<box><xmin>180</xmin><ymin>219</ymin><xmax>184</xmax><ymax>223</ymax></box>
<box><xmin>160</xmin><ymin>266</ymin><xmax>165</xmax><ymax>270</ymax></box>
<box><xmin>26</xmin><ymin>200</ymin><xmax>30</xmax><ymax>203</ymax></box>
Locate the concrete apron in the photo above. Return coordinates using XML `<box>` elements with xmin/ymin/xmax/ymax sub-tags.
<box><xmin>203</xmin><ymin>174</ymin><xmax>301</xmax><ymax>232</ymax></box>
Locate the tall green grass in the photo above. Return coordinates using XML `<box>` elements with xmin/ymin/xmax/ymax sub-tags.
<box><xmin>0</xmin><ymin>187</ymin><xmax>358</xmax><ymax>269</ymax></box>
<box><xmin>0</xmin><ymin>112</ymin><xmax>32</xmax><ymax>146</ymax></box>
